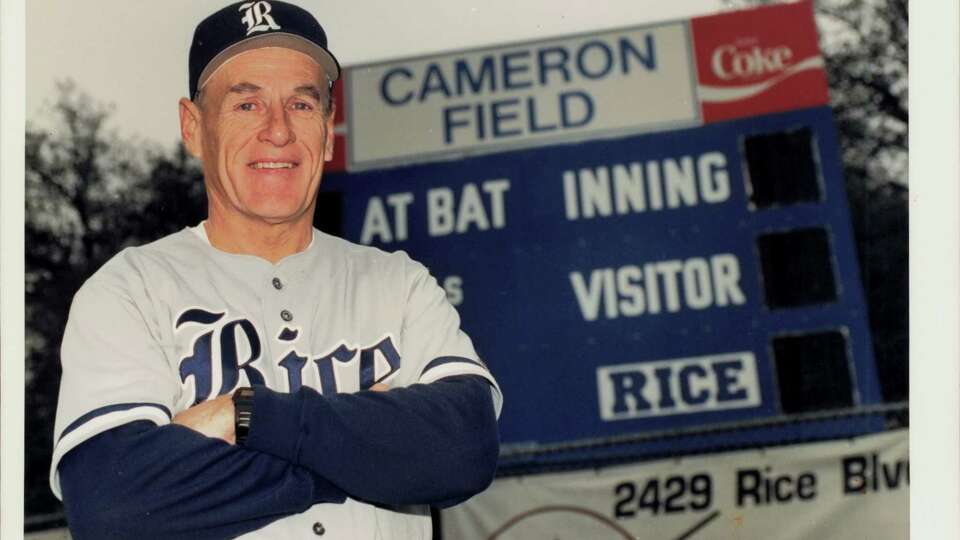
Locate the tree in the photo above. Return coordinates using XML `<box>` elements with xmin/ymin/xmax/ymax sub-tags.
<box><xmin>25</xmin><ymin>81</ymin><xmax>205</xmax><ymax>518</ymax></box>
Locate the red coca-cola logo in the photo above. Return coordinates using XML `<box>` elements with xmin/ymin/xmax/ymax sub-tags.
<box><xmin>691</xmin><ymin>1</ymin><xmax>829</xmax><ymax>123</ymax></box>
<box><xmin>711</xmin><ymin>43</ymin><xmax>794</xmax><ymax>81</ymax></box>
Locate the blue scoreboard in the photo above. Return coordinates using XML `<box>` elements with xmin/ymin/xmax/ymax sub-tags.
<box><xmin>321</xmin><ymin>2</ymin><xmax>883</xmax><ymax>463</ymax></box>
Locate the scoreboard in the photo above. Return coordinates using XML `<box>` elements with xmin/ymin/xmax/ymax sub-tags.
<box><xmin>320</xmin><ymin>1</ymin><xmax>883</xmax><ymax>461</ymax></box>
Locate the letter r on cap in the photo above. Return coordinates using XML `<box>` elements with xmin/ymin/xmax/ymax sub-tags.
<box><xmin>240</xmin><ymin>1</ymin><xmax>281</xmax><ymax>35</ymax></box>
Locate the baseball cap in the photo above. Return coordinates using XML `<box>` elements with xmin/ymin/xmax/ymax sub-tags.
<box><xmin>189</xmin><ymin>1</ymin><xmax>341</xmax><ymax>100</ymax></box>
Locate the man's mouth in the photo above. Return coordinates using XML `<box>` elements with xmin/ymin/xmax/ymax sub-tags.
<box><xmin>249</xmin><ymin>161</ymin><xmax>298</xmax><ymax>169</ymax></box>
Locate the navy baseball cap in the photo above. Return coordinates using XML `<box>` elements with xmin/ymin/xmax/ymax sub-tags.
<box><xmin>189</xmin><ymin>1</ymin><xmax>341</xmax><ymax>100</ymax></box>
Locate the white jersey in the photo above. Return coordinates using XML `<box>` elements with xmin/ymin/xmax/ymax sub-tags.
<box><xmin>51</xmin><ymin>224</ymin><xmax>502</xmax><ymax>539</ymax></box>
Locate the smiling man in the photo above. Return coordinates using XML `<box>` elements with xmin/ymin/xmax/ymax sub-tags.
<box><xmin>49</xmin><ymin>2</ymin><xmax>502</xmax><ymax>539</ymax></box>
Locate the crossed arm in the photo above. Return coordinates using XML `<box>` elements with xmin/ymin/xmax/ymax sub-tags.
<box><xmin>59</xmin><ymin>375</ymin><xmax>499</xmax><ymax>540</ymax></box>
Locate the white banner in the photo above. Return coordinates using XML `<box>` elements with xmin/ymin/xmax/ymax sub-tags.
<box><xmin>442</xmin><ymin>429</ymin><xmax>908</xmax><ymax>539</ymax></box>
<box><xmin>347</xmin><ymin>23</ymin><xmax>698</xmax><ymax>169</ymax></box>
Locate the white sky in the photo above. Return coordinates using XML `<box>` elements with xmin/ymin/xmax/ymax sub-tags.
<box><xmin>26</xmin><ymin>0</ymin><xmax>726</xmax><ymax>148</ymax></box>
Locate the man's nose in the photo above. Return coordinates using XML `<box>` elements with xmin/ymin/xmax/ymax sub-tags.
<box><xmin>258</xmin><ymin>103</ymin><xmax>296</xmax><ymax>146</ymax></box>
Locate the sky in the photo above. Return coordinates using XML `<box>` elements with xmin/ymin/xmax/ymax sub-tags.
<box><xmin>26</xmin><ymin>0</ymin><xmax>726</xmax><ymax>148</ymax></box>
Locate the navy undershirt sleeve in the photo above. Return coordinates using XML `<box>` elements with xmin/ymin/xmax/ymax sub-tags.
<box><xmin>60</xmin><ymin>375</ymin><xmax>498</xmax><ymax>538</ymax></box>
<box><xmin>59</xmin><ymin>421</ymin><xmax>346</xmax><ymax>540</ymax></box>
<box><xmin>244</xmin><ymin>374</ymin><xmax>500</xmax><ymax>508</ymax></box>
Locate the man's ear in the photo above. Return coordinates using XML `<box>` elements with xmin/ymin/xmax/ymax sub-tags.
<box><xmin>179</xmin><ymin>97</ymin><xmax>203</xmax><ymax>160</ymax></box>
<box><xmin>323</xmin><ymin>103</ymin><xmax>336</xmax><ymax>162</ymax></box>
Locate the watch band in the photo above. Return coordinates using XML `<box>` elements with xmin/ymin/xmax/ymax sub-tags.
<box><xmin>233</xmin><ymin>387</ymin><xmax>255</xmax><ymax>445</ymax></box>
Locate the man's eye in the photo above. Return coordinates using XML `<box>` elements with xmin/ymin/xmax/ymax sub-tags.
<box><xmin>290</xmin><ymin>102</ymin><xmax>314</xmax><ymax>111</ymax></box>
<box><xmin>237</xmin><ymin>102</ymin><xmax>257</xmax><ymax>111</ymax></box>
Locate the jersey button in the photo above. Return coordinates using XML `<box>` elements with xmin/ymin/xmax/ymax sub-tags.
<box><xmin>281</xmin><ymin>310</ymin><xmax>293</xmax><ymax>322</ymax></box>
<box><xmin>272</xmin><ymin>277</ymin><xmax>283</xmax><ymax>290</ymax></box>
<box><xmin>312</xmin><ymin>522</ymin><xmax>325</xmax><ymax>536</ymax></box>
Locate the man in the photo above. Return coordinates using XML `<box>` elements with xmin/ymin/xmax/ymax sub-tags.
<box><xmin>49</xmin><ymin>2</ymin><xmax>502</xmax><ymax>538</ymax></box>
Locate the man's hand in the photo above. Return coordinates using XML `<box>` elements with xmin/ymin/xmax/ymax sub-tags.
<box><xmin>173</xmin><ymin>394</ymin><xmax>236</xmax><ymax>444</ymax></box>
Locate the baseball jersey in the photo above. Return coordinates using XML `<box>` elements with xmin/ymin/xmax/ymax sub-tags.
<box><xmin>51</xmin><ymin>223</ymin><xmax>502</xmax><ymax>539</ymax></box>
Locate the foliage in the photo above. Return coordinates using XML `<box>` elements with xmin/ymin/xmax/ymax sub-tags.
<box><xmin>25</xmin><ymin>82</ymin><xmax>205</xmax><ymax>517</ymax></box>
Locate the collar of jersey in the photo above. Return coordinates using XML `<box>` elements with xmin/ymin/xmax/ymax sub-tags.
<box><xmin>188</xmin><ymin>221</ymin><xmax>318</xmax><ymax>265</ymax></box>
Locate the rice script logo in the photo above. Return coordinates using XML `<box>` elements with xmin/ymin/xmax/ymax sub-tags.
<box><xmin>711</xmin><ymin>43</ymin><xmax>794</xmax><ymax>81</ymax></box>
<box><xmin>239</xmin><ymin>1</ymin><xmax>281</xmax><ymax>35</ymax></box>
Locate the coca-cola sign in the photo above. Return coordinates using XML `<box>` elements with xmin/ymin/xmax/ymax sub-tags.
<box><xmin>711</xmin><ymin>43</ymin><xmax>794</xmax><ymax>81</ymax></box>
<box><xmin>692</xmin><ymin>1</ymin><xmax>828</xmax><ymax>123</ymax></box>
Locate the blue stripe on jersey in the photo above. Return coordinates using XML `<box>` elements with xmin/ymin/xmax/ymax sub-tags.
<box><xmin>419</xmin><ymin>356</ymin><xmax>488</xmax><ymax>379</ymax></box>
<box><xmin>60</xmin><ymin>402</ymin><xmax>172</xmax><ymax>442</ymax></box>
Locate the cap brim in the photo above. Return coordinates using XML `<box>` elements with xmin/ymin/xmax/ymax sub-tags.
<box><xmin>196</xmin><ymin>33</ymin><xmax>340</xmax><ymax>98</ymax></box>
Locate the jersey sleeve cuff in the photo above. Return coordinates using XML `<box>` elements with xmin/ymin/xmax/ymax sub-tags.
<box><xmin>49</xmin><ymin>403</ymin><xmax>172</xmax><ymax>500</ymax></box>
<box><xmin>418</xmin><ymin>356</ymin><xmax>503</xmax><ymax>418</ymax></box>
<box><xmin>244</xmin><ymin>385</ymin><xmax>304</xmax><ymax>464</ymax></box>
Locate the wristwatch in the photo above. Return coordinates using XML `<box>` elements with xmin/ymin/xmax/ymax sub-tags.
<box><xmin>233</xmin><ymin>387</ymin><xmax>255</xmax><ymax>445</ymax></box>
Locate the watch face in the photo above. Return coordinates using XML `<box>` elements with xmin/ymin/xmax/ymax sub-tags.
<box><xmin>234</xmin><ymin>389</ymin><xmax>254</xmax><ymax>445</ymax></box>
